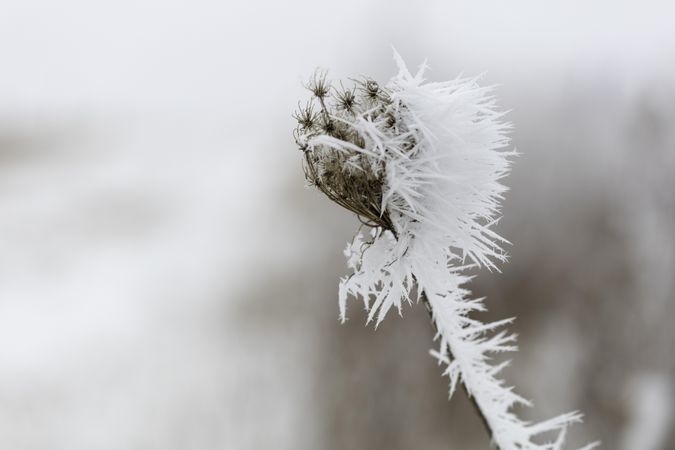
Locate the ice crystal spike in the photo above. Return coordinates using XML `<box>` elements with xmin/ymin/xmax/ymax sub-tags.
<box><xmin>293</xmin><ymin>50</ymin><xmax>597</xmax><ymax>450</ymax></box>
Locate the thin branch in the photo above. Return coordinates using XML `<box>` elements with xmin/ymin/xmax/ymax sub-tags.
<box><xmin>419</xmin><ymin>290</ymin><xmax>495</xmax><ymax>445</ymax></box>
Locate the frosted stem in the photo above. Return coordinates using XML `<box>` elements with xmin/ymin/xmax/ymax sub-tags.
<box><xmin>420</xmin><ymin>290</ymin><xmax>495</xmax><ymax>446</ymax></box>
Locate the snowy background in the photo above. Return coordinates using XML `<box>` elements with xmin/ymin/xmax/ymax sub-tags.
<box><xmin>1</xmin><ymin>1</ymin><xmax>674</xmax><ymax>449</ymax></box>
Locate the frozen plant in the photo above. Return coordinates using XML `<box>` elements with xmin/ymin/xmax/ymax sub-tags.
<box><xmin>293</xmin><ymin>50</ymin><xmax>598</xmax><ymax>450</ymax></box>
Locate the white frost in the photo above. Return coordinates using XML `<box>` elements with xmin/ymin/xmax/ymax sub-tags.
<box><xmin>335</xmin><ymin>50</ymin><xmax>597</xmax><ymax>450</ymax></box>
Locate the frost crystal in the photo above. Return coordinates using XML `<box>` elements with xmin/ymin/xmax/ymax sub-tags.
<box><xmin>294</xmin><ymin>50</ymin><xmax>597</xmax><ymax>450</ymax></box>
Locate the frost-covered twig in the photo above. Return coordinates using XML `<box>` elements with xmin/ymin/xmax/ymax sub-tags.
<box><xmin>293</xmin><ymin>50</ymin><xmax>598</xmax><ymax>450</ymax></box>
<box><xmin>419</xmin><ymin>290</ymin><xmax>494</xmax><ymax>440</ymax></box>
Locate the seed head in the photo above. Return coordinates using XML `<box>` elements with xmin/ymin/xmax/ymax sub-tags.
<box><xmin>305</xmin><ymin>69</ymin><xmax>330</xmax><ymax>99</ymax></box>
<box><xmin>293</xmin><ymin>70</ymin><xmax>404</xmax><ymax>232</ymax></box>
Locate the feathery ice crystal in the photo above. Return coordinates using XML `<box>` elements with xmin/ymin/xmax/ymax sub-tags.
<box><xmin>293</xmin><ymin>51</ymin><xmax>597</xmax><ymax>450</ymax></box>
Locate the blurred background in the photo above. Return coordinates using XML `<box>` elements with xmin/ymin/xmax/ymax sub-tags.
<box><xmin>1</xmin><ymin>1</ymin><xmax>674</xmax><ymax>449</ymax></box>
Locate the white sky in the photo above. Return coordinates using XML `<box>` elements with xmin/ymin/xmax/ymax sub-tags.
<box><xmin>1</xmin><ymin>0</ymin><xmax>673</xmax><ymax>115</ymax></box>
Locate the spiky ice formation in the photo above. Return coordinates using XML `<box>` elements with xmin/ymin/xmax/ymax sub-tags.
<box><xmin>293</xmin><ymin>50</ymin><xmax>598</xmax><ymax>450</ymax></box>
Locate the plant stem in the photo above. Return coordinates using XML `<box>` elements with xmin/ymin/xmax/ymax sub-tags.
<box><xmin>386</xmin><ymin>228</ymin><xmax>495</xmax><ymax>446</ymax></box>
<box><xmin>419</xmin><ymin>290</ymin><xmax>496</xmax><ymax>447</ymax></box>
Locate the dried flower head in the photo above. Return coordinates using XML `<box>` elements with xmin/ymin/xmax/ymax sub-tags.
<box><xmin>293</xmin><ymin>50</ymin><xmax>597</xmax><ymax>450</ymax></box>
<box><xmin>293</xmin><ymin>68</ymin><xmax>400</xmax><ymax>231</ymax></box>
